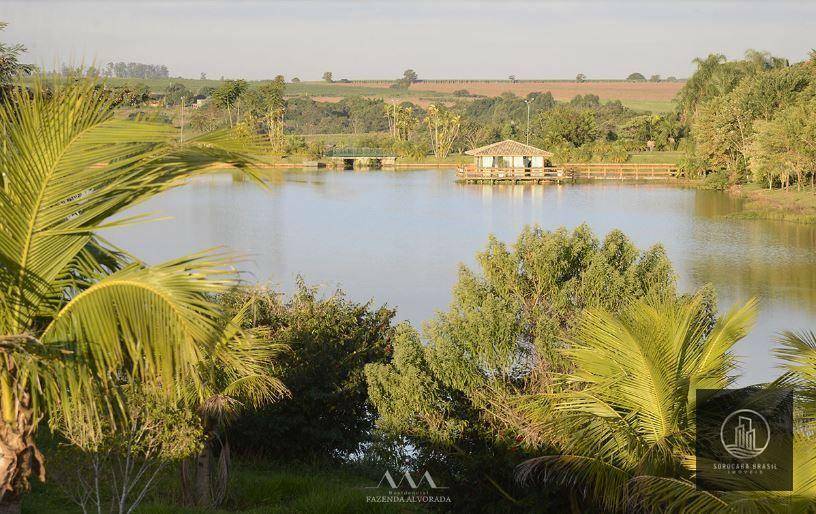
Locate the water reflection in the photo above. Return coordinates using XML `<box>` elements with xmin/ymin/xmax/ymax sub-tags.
<box><xmin>106</xmin><ymin>169</ymin><xmax>816</xmax><ymax>384</ymax></box>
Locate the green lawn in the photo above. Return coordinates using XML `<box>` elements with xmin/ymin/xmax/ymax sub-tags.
<box><xmin>618</xmin><ymin>99</ymin><xmax>676</xmax><ymax>113</ymax></box>
<box><xmin>627</xmin><ymin>151</ymin><xmax>682</xmax><ymax>164</ymax></box>
<box><xmin>25</xmin><ymin>462</ymin><xmax>424</xmax><ymax>514</ymax></box>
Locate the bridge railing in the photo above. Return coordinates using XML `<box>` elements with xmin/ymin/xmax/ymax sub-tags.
<box><xmin>325</xmin><ymin>147</ymin><xmax>395</xmax><ymax>158</ymax></box>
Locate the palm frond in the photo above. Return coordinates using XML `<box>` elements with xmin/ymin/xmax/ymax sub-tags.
<box><xmin>39</xmin><ymin>251</ymin><xmax>241</xmax><ymax>392</ymax></box>
<box><xmin>0</xmin><ymin>76</ymin><xmax>266</xmax><ymax>333</ymax></box>
<box><xmin>516</xmin><ymin>454</ymin><xmax>631</xmax><ymax>512</ymax></box>
<box><xmin>630</xmin><ymin>475</ymin><xmax>728</xmax><ymax>513</ymax></box>
<box><xmin>195</xmin><ymin>297</ymin><xmax>289</xmax><ymax>424</ymax></box>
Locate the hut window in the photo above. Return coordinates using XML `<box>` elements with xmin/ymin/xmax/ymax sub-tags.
<box><xmin>481</xmin><ymin>156</ymin><xmax>493</xmax><ymax>167</ymax></box>
<box><xmin>531</xmin><ymin>156</ymin><xmax>544</xmax><ymax>168</ymax></box>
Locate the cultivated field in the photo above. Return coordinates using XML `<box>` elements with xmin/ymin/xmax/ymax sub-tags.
<box><xmin>98</xmin><ymin>77</ymin><xmax>681</xmax><ymax>112</ymax></box>
<box><xmin>341</xmin><ymin>80</ymin><xmax>684</xmax><ymax>102</ymax></box>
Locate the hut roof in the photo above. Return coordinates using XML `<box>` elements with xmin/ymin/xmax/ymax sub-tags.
<box><xmin>465</xmin><ymin>139</ymin><xmax>553</xmax><ymax>157</ymax></box>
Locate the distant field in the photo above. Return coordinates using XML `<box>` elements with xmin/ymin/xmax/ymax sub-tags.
<box><xmin>342</xmin><ymin>80</ymin><xmax>683</xmax><ymax>102</ymax></box>
<box><xmin>301</xmin><ymin>80</ymin><xmax>679</xmax><ymax>112</ymax></box>
<box><xmin>97</xmin><ymin>77</ymin><xmax>678</xmax><ymax>112</ymax></box>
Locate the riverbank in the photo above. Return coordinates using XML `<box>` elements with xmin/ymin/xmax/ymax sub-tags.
<box><xmin>725</xmin><ymin>183</ymin><xmax>816</xmax><ymax>224</ymax></box>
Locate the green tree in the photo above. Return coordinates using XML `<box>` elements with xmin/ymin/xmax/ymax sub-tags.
<box><xmin>322</xmin><ymin>71</ymin><xmax>333</xmax><ymax>83</ymax></box>
<box><xmin>749</xmin><ymin>98</ymin><xmax>816</xmax><ymax>191</ymax></box>
<box><xmin>515</xmin><ymin>294</ymin><xmax>757</xmax><ymax>512</ymax></box>
<box><xmin>164</xmin><ymin>82</ymin><xmax>192</xmax><ymax>106</ymax></box>
<box><xmin>212</xmin><ymin>79</ymin><xmax>248</xmax><ymax>127</ymax></box>
<box><xmin>0</xmin><ymin>22</ymin><xmax>34</xmax><ymax>84</ymax></box>
<box><xmin>384</xmin><ymin>102</ymin><xmax>418</xmax><ymax>142</ymax></box>
<box><xmin>403</xmin><ymin>69</ymin><xmax>418</xmax><ymax>83</ymax></box>
<box><xmin>534</xmin><ymin>105</ymin><xmax>599</xmax><ymax>147</ymax></box>
<box><xmin>366</xmin><ymin>225</ymin><xmax>677</xmax><ymax>508</ymax></box>
<box><xmin>228</xmin><ymin>283</ymin><xmax>395</xmax><ymax>461</ymax></box>
<box><xmin>626</xmin><ymin>72</ymin><xmax>646</xmax><ymax>81</ymax></box>
<box><xmin>257</xmin><ymin>76</ymin><xmax>287</xmax><ymax>152</ymax></box>
<box><xmin>181</xmin><ymin>298</ymin><xmax>287</xmax><ymax>507</ymax></box>
<box><xmin>575</xmin><ymin>73</ymin><xmax>586</xmax><ymax>83</ymax></box>
<box><xmin>0</xmin><ymin>78</ymin><xmax>262</xmax><ymax>510</ymax></box>
<box><xmin>52</xmin><ymin>385</ymin><xmax>203</xmax><ymax>514</ymax></box>
<box><xmin>424</xmin><ymin>104</ymin><xmax>461</xmax><ymax>158</ymax></box>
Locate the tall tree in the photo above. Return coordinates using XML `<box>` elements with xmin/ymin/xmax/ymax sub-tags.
<box><xmin>181</xmin><ymin>298</ymin><xmax>287</xmax><ymax>507</ymax></box>
<box><xmin>0</xmin><ymin>23</ymin><xmax>34</xmax><ymax>84</ymax></box>
<box><xmin>212</xmin><ymin>80</ymin><xmax>248</xmax><ymax>127</ymax></box>
<box><xmin>0</xmin><ymin>77</ymin><xmax>263</xmax><ymax>511</ymax></box>
<box><xmin>424</xmin><ymin>104</ymin><xmax>461</xmax><ymax>158</ymax></box>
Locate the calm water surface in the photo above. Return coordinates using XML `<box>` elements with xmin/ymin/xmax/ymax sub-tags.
<box><xmin>106</xmin><ymin>169</ymin><xmax>816</xmax><ymax>384</ymax></box>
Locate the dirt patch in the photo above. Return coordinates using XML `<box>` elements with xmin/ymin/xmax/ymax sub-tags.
<box><xmin>339</xmin><ymin>81</ymin><xmax>682</xmax><ymax>102</ymax></box>
<box><xmin>306</xmin><ymin>96</ymin><xmax>345</xmax><ymax>103</ymax></box>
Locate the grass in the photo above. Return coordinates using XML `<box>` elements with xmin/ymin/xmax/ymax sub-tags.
<box><xmin>725</xmin><ymin>182</ymin><xmax>816</xmax><ymax>223</ymax></box>
<box><xmin>25</xmin><ymin>461</ymin><xmax>424</xmax><ymax>513</ymax></box>
<box><xmin>628</xmin><ymin>151</ymin><xmax>683</xmax><ymax>164</ymax></box>
<box><xmin>618</xmin><ymin>99</ymin><xmax>676</xmax><ymax>113</ymax></box>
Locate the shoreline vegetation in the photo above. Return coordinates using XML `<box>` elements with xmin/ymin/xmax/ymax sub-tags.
<box><xmin>725</xmin><ymin>183</ymin><xmax>816</xmax><ymax>224</ymax></box>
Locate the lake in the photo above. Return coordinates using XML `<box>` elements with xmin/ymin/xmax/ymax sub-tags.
<box><xmin>106</xmin><ymin>168</ymin><xmax>816</xmax><ymax>385</ymax></box>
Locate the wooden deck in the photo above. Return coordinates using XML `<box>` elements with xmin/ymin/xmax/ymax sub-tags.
<box><xmin>456</xmin><ymin>163</ymin><xmax>678</xmax><ymax>183</ymax></box>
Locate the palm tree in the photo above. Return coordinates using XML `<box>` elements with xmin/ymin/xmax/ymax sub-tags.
<box><xmin>516</xmin><ymin>293</ymin><xmax>757</xmax><ymax>512</ymax></box>
<box><xmin>640</xmin><ymin>331</ymin><xmax>816</xmax><ymax>512</ymax></box>
<box><xmin>181</xmin><ymin>296</ymin><xmax>288</xmax><ymax>507</ymax></box>
<box><xmin>0</xmin><ymin>77</ymin><xmax>263</xmax><ymax>511</ymax></box>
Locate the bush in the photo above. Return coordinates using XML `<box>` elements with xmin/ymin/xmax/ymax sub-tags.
<box><xmin>702</xmin><ymin>169</ymin><xmax>730</xmax><ymax>190</ymax></box>
<box><xmin>677</xmin><ymin>152</ymin><xmax>708</xmax><ymax>178</ymax></box>
<box><xmin>226</xmin><ymin>282</ymin><xmax>396</xmax><ymax>461</ymax></box>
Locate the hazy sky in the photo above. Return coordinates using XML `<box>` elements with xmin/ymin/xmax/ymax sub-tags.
<box><xmin>2</xmin><ymin>1</ymin><xmax>814</xmax><ymax>80</ymax></box>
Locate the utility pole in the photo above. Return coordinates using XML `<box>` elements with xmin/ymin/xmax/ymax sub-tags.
<box><xmin>180</xmin><ymin>96</ymin><xmax>185</xmax><ymax>145</ymax></box>
<box><xmin>525</xmin><ymin>99</ymin><xmax>531</xmax><ymax>145</ymax></box>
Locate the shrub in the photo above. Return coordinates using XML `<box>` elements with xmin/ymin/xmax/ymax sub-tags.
<box><xmin>227</xmin><ymin>282</ymin><xmax>396</xmax><ymax>461</ymax></box>
<box><xmin>677</xmin><ymin>152</ymin><xmax>708</xmax><ymax>178</ymax></box>
<box><xmin>702</xmin><ymin>169</ymin><xmax>730</xmax><ymax>190</ymax></box>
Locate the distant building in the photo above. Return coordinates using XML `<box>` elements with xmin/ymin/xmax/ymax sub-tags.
<box><xmin>146</xmin><ymin>92</ymin><xmax>166</xmax><ymax>107</ymax></box>
<box><xmin>464</xmin><ymin>139</ymin><xmax>553</xmax><ymax>170</ymax></box>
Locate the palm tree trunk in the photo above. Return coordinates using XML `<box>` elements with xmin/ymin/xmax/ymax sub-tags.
<box><xmin>180</xmin><ymin>458</ymin><xmax>194</xmax><ymax>505</ymax></box>
<box><xmin>0</xmin><ymin>392</ymin><xmax>45</xmax><ymax>511</ymax></box>
<box><xmin>194</xmin><ymin>439</ymin><xmax>212</xmax><ymax>507</ymax></box>
<box><xmin>0</xmin><ymin>499</ymin><xmax>20</xmax><ymax>514</ymax></box>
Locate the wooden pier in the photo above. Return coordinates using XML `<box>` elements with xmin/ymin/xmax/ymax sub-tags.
<box><xmin>456</xmin><ymin>163</ymin><xmax>678</xmax><ymax>183</ymax></box>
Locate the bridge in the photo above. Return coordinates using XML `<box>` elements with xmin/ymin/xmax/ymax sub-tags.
<box><xmin>325</xmin><ymin>147</ymin><xmax>397</xmax><ymax>169</ymax></box>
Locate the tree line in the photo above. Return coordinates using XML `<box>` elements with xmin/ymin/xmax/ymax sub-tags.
<box><xmin>116</xmin><ymin>77</ymin><xmax>682</xmax><ymax>163</ymax></box>
<box><xmin>677</xmin><ymin>50</ymin><xmax>816</xmax><ymax>191</ymax></box>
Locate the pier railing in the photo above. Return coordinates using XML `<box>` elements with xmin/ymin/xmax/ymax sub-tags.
<box><xmin>456</xmin><ymin>163</ymin><xmax>677</xmax><ymax>182</ymax></box>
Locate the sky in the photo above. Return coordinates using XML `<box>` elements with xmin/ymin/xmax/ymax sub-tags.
<box><xmin>2</xmin><ymin>1</ymin><xmax>815</xmax><ymax>81</ymax></box>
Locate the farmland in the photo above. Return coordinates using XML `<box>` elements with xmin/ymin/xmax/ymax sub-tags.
<box><xmin>99</xmin><ymin>76</ymin><xmax>681</xmax><ymax>112</ymax></box>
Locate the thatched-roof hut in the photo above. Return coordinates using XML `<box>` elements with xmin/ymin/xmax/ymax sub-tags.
<box><xmin>465</xmin><ymin>139</ymin><xmax>553</xmax><ymax>170</ymax></box>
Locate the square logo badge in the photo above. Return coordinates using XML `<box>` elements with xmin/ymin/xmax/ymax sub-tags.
<box><xmin>695</xmin><ymin>387</ymin><xmax>793</xmax><ymax>491</ymax></box>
